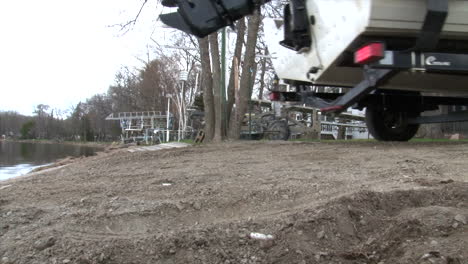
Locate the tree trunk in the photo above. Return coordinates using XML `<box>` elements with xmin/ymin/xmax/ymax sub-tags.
<box><xmin>209</xmin><ymin>33</ymin><xmax>224</xmax><ymax>142</ymax></box>
<box><xmin>227</xmin><ymin>18</ymin><xmax>246</xmax><ymax>122</ymax></box>
<box><xmin>258</xmin><ymin>50</ymin><xmax>268</xmax><ymax>100</ymax></box>
<box><xmin>228</xmin><ymin>10</ymin><xmax>261</xmax><ymax>139</ymax></box>
<box><xmin>198</xmin><ymin>37</ymin><xmax>215</xmax><ymax>141</ymax></box>
<box><xmin>251</xmin><ymin>62</ymin><xmax>258</xmax><ymax>94</ymax></box>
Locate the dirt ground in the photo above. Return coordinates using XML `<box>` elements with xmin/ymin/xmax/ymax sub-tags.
<box><xmin>1</xmin><ymin>141</ymin><xmax>467</xmax><ymax>264</ymax></box>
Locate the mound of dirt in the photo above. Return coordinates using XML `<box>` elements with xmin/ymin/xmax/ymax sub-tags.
<box><xmin>0</xmin><ymin>141</ymin><xmax>467</xmax><ymax>264</ymax></box>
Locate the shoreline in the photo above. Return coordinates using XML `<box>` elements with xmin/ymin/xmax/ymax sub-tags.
<box><xmin>0</xmin><ymin>140</ymin><xmax>125</xmax><ymax>182</ymax></box>
<box><xmin>0</xmin><ymin>163</ymin><xmax>67</xmax><ymax>183</ymax></box>
<box><xmin>0</xmin><ymin>145</ymin><xmax>124</xmax><ymax>183</ymax></box>
<box><xmin>1</xmin><ymin>138</ymin><xmax>111</xmax><ymax>149</ymax></box>
<box><xmin>24</xmin><ymin>142</ymin><xmax>127</xmax><ymax>175</ymax></box>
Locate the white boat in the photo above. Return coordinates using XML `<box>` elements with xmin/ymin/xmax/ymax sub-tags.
<box><xmin>265</xmin><ymin>0</ymin><xmax>468</xmax><ymax>94</ymax></box>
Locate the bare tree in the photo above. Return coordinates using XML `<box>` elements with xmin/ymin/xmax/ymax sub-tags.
<box><xmin>152</xmin><ymin>32</ymin><xmax>202</xmax><ymax>139</ymax></box>
<box><xmin>227</xmin><ymin>18</ymin><xmax>246</xmax><ymax>122</ymax></box>
<box><xmin>198</xmin><ymin>37</ymin><xmax>215</xmax><ymax>141</ymax></box>
<box><xmin>228</xmin><ymin>10</ymin><xmax>262</xmax><ymax>139</ymax></box>
<box><xmin>0</xmin><ymin>111</ymin><xmax>31</xmax><ymax>138</ymax></box>
<box><xmin>209</xmin><ymin>33</ymin><xmax>224</xmax><ymax>142</ymax></box>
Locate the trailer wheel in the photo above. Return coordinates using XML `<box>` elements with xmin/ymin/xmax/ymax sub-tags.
<box><xmin>266</xmin><ymin>120</ymin><xmax>290</xmax><ymax>141</ymax></box>
<box><xmin>365</xmin><ymin>106</ymin><xmax>419</xmax><ymax>141</ymax></box>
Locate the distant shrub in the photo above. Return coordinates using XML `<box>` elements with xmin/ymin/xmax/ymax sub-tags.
<box><xmin>20</xmin><ymin>121</ymin><xmax>36</xmax><ymax>139</ymax></box>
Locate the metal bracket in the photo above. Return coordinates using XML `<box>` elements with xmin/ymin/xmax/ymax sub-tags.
<box><xmin>410</xmin><ymin>0</ymin><xmax>448</xmax><ymax>52</ymax></box>
<box><xmin>306</xmin><ymin>68</ymin><xmax>395</xmax><ymax>114</ymax></box>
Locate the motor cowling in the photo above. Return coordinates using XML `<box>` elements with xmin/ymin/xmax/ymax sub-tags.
<box><xmin>160</xmin><ymin>0</ymin><xmax>262</xmax><ymax>38</ymax></box>
<box><xmin>280</xmin><ymin>0</ymin><xmax>312</xmax><ymax>52</ymax></box>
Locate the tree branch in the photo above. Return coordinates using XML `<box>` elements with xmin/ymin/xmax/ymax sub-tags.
<box><xmin>109</xmin><ymin>0</ymin><xmax>148</xmax><ymax>34</ymax></box>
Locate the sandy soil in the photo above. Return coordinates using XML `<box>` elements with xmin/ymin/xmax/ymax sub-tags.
<box><xmin>0</xmin><ymin>141</ymin><xmax>467</xmax><ymax>264</ymax></box>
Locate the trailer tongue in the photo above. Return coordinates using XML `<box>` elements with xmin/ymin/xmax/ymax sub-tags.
<box><xmin>161</xmin><ymin>0</ymin><xmax>468</xmax><ymax>141</ymax></box>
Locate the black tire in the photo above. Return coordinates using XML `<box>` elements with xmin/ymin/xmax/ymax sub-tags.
<box><xmin>266</xmin><ymin>120</ymin><xmax>290</xmax><ymax>141</ymax></box>
<box><xmin>365</xmin><ymin>105</ymin><xmax>420</xmax><ymax>141</ymax></box>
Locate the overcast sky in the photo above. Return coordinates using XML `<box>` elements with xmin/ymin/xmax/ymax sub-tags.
<box><xmin>0</xmin><ymin>0</ymin><xmax>166</xmax><ymax>116</ymax></box>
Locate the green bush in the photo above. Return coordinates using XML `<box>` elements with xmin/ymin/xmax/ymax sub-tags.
<box><xmin>20</xmin><ymin>121</ymin><xmax>36</xmax><ymax>139</ymax></box>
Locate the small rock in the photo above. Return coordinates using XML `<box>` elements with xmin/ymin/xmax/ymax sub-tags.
<box><xmin>421</xmin><ymin>251</ymin><xmax>441</xmax><ymax>260</ymax></box>
<box><xmin>98</xmin><ymin>253</ymin><xmax>106</xmax><ymax>262</ymax></box>
<box><xmin>317</xmin><ymin>231</ymin><xmax>325</xmax><ymax>239</ymax></box>
<box><xmin>439</xmin><ymin>179</ymin><xmax>454</xmax><ymax>184</ymax></box>
<box><xmin>175</xmin><ymin>202</ymin><xmax>185</xmax><ymax>211</ymax></box>
<box><xmin>454</xmin><ymin>214</ymin><xmax>467</xmax><ymax>225</ymax></box>
<box><xmin>366</xmin><ymin>237</ymin><xmax>376</xmax><ymax>245</ymax></box>
<box><xmin>314</xmin><ymin>252</ymin><xmax>328</xmax><ymax>261</ymax></box>
<box><xmin>34</xmin><ymin>236</ymin><xmax>56</xmax><ymax>251</ymax></box>
<box><xmin>1</xmin><ymin>257</ymin><xmax>10</xmax><ymax>264</ymax></box>
<box><xmin>169</xmin><ymin>248</ymin><xmax>176</xmax><ymax>254</ymax></box>
<box><xmin>452</xmin><ymin>222</ymin><xmax>459</xmax><ymax>229</ymax></box>
<box><xmin>430</xmin><ymin>240</ymin><xmax>439</xmax><ymax>246</ymax></box>
<box><xmin>314</xmin><ymin>254</ymin><xmax>321</xmax><ymax>261</ymax></box>
<box><xmin>193</xmin><ymin>201</ymin><xmax>202</xmax><ymax>210</ymax></box>
<box><xmin>282</xmin><ymin>195</ymin><xmax>289</xmax><ymax>199</ymax></box>
<box><xmin>62</xmin><ymin>259</ymin><xmax>71</xmax><ymax>264</ymax></box>
<box><xmin>336</xmin><ymin>211</ymin><xmax>356</xmax><ymax>236</ymax></box>
<box><xmin>259</xmin><ymin>239</ymin><xmax>274</xmax><ymax>250</ymax></box>
<box><xmin>76</xmin><ymin>257</ymin><xmax>91</xmax><ymax>264</ymax></box>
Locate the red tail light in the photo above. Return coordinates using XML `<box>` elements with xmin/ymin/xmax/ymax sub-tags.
<box><xmin>354</xmin><ymin>42</ymin><xmax>385</xmax><ymax>65</ymax></box>
<box><xmin>269</xmin><ymin>91</ymin><xmax>281</xmax><ymax>101</ymax></box>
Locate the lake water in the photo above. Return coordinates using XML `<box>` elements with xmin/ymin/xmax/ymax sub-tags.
<box><xmin>0</xmin><ymin>141</ymin><xmax>102</xmax><ymax>181</ymax></box>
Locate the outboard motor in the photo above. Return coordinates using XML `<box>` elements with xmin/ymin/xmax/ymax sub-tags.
<box><xmin>280</xmin><ymin>0</ymin><xmax>312</xmax><ymax>52</ymax></box>
<box><xmin>160</xmin><ymin>0</ymin><xmax>263</xmax><ymax>38</ymax></box>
